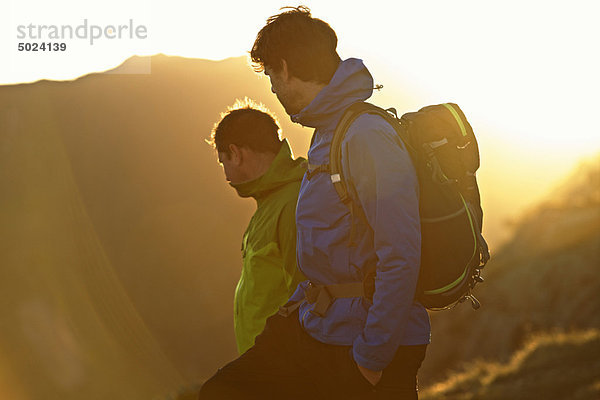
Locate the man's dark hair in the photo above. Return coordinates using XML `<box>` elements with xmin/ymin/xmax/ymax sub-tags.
<box><xmin>250</xmin><ymin>5</ymin><xmax>341</xmax><ymax>84</ymax></box>
<box><xmin>210</xmin><ymin>98</ymin><xmax>282</xmax><ymax>155</ymax></box>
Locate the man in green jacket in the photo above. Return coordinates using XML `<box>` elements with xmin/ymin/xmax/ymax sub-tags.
<box><xmin>211</xmin><ymin>99</ymin><xmax>306</xmax><ymax>354</ymax></box>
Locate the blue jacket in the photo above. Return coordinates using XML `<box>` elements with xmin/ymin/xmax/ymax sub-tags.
<box><xmin>289</xmin><ymin>58</ymin><xmax>431</xmax><ymax>371</ymax></box>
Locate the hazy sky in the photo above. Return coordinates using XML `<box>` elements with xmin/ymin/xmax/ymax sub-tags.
<box><xmin>3</xmin><ymin>0</ymin><xmax>599</xmax><ymax>244</ymax></box>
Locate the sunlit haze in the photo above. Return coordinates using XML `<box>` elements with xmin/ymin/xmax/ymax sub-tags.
<box><xmin>2</xmin><ymin>0</ymin><xmax>599</xmax><ymax>245</ymax></box>
<box><xmin>2</xmin><ymin>2</ymin><xmax>600</xmax><ymax>398</ymax></box>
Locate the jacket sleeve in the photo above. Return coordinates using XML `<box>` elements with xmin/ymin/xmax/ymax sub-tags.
<box><xmin>277</xmin><ymin>199</ymin><xmax>306</xmax><ymax>296</ymax></box>
<box><xmin>342</xmin><ymin>114</ymin><xmax>422</xmax><ymax>371</ymax></box>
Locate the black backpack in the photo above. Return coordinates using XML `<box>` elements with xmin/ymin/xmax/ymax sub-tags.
<box><xmin>328</xmin><ymin>101</ymin><xmax>490</xmax><ymax>310</ymax></box>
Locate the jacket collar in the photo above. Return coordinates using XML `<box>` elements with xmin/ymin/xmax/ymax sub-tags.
<box><xmin>230</xmin><ymin>139</ymin><xmax>306</xmax><ymax>200</ymax></box>
<box><xmin>291</xmin><ymin>58</ymin><xmax>374</xmax><ymax>131</ymax></box>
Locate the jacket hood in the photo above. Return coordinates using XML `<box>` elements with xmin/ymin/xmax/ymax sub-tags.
<box><xmin>291</xmin><ymin>58</ymin><xmax>374</xmax><ymax>130</ymax></box>
<box><xmin>231</xmin><ymin>139</ymin><xmax>306</xmax><ymax>199</ymax></box>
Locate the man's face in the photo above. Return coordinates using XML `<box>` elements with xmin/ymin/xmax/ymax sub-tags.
<box><xmin>218</xmin><ymin>151</ymin><xmax>244</xmax><ymax>184</ymax></box>
<box><xmin>265</xmin><ymin>65</ymin><xmax>302</xmax><ymax>116</ymax></box>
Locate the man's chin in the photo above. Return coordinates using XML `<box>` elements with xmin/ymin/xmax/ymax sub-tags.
<box><xmin>283</xmin><ymin>104</ymin><xmax>301</xmax><ymax>117</ymax></box>
<box><xmin>277</xmin><ymin>97</ymin><xmax>299</xmax><ymax>116</ymax></box>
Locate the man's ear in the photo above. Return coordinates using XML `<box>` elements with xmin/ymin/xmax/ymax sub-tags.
<box><xmin>228</xmin><ymin>143</ymin><xmax>243</xmax><ymax>166</ymax></box>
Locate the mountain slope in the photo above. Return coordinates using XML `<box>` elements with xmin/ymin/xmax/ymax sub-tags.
<box><xmin>421</xmin><ymin>330</ymin><xmax>600</xmax><ymax>400</ymax></box>
<box><xmin>0</xmin><ymin>54</ymin><xmax>312</xmax><ymax>399</ymax></box>
<box><xmin>419</xmin><ymin>156</ymin><xmax>600</xmax><ymax>388</ymax></box>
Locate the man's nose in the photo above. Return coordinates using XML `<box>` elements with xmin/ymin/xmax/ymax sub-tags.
<box><xmin>271</xmin><ymin>86</ymin><xmax>275</xmax><ymax>94</ymax></box>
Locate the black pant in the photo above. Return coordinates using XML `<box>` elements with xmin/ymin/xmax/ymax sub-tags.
<box><xmin>199</xmin><ymin>310</ymin><xmax>427</xmax><ymax>400</ymax></box>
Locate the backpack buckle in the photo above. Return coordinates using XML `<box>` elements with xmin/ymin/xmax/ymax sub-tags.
<box><xmin>305</xmin><ymin>282</ymin><xmax>333</xmax><ymax>317</ymax></box>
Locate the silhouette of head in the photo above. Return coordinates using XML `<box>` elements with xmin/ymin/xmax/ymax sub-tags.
<box><xmin>251</xmin><ymin>6</ymin><xmax>341</xmax><ymax>115</ymax></box>
<box><xmin>210</xmin><ymin>99</ymin><xmax>282</xmax><ymax>184</ymax></box>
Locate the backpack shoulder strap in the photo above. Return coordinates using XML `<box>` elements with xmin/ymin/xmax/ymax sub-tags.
<box><xmin>329</xmin><ymin>101</ymin><xmax>406</xmax><ymax>203</ymax></box>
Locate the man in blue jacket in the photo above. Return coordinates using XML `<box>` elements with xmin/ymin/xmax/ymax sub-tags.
<box><xmin>200</xmin><ymin>6</ymin><xmax>430</xmax><ymax>399</ymax></box>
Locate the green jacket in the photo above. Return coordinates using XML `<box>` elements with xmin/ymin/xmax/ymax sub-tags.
<box><xmin>230</xmin><ymin>140</ymin><xmax>306</xmax><ymax>354</ymax></box>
